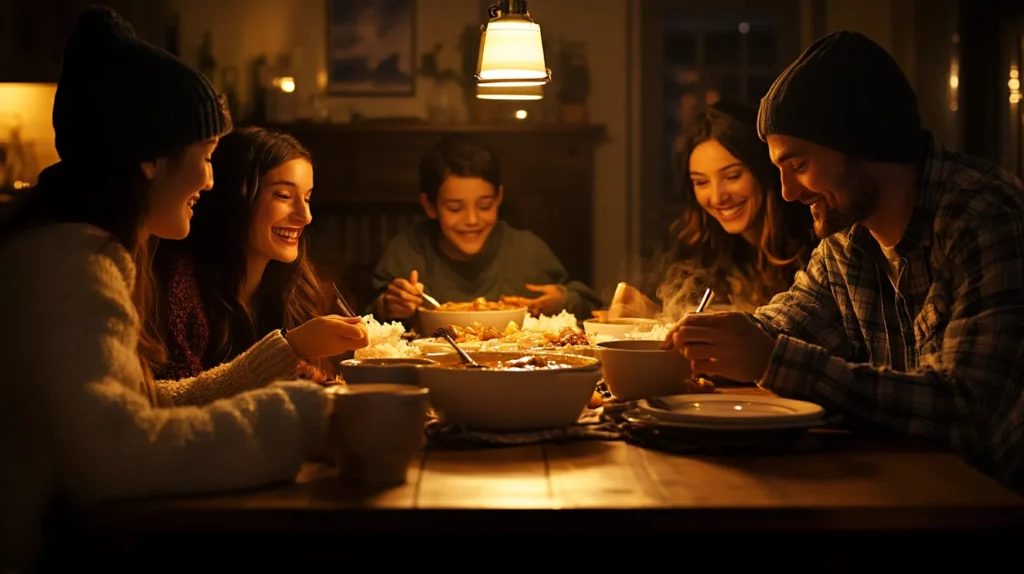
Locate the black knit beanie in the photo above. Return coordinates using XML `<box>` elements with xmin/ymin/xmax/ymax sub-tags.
<box><xmin>757</xmin><ymin>31</ymin><xmax>923</xmax><ymax>163</ymax></box>
<box><xmin>52</xmin><ymin>5</ymin><xmax>231</xmax><ymax>164</ymax></box>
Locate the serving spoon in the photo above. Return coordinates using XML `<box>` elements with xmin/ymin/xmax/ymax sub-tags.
<box><xmin>432</xmin><ymin>327</ymin><xmax>485</xmax><ymax>369</ymax></box>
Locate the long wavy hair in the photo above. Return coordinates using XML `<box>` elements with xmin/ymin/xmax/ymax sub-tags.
<box><xmin>0</xmin><ymin>159</ymin><xmax>172</xmax><ymax>405</ymax></box>
<box><xmin>161</xmin><ymin>127</ymin><xmax>330</xmax><ymax>376</ymax></box>
<box><xmin>669</xmin><ymin>100</ymin><xmax>816</xmax><ymax>308</ymax></box>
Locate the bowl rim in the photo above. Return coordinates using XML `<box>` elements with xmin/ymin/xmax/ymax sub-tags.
<box><xmin>596</xmin><ymin>340</ymin><xmax>675</xmax><ymax>352</ymax></box>
<box><xmin>417</xmin><ymin>306</ymin><xmax>529</xmax><ymax>315</ymax></box>
<box><xmin>340</xmin><ymin>357</ymin><xmax>438</xmax><ymax>367</ymax></box>
<box><xmin>583</xmin><ymin>317</ymin><xmax>660</xmax><ymax>327</ymax></box>
<box><xmin>419</xmin><ymin>350</ymin><xmax>602</xmax><ymax>373</ymax></box>
<box><xmin>328</xmin><ymin>383</ymin><xmax>429</xmax><ymax>396</ymax></box>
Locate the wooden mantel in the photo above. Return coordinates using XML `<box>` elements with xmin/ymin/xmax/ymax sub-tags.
<box><xmin>265</xmin><ymin>121</ymin><xmax>607</xmax><ymax>311</ymax></box>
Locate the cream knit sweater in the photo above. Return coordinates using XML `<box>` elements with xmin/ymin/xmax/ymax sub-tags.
<box><xmin>0</xmin><ymin>223</ymin><xmax>331</xmax><ymax>571</ymax></box>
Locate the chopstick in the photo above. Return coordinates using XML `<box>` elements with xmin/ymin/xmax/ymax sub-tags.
<box><xmin>331</xmin><ymin>282</ymin><xmax>357</xmax><ymax>318</ymax></box>
<box><xmin>694</xmin><ymin>287</ymin><xmax>714</xmax><ymax>314</ymax></box>
<box><xmin>661</xmin><ymin>287</ymin><xmax>714</xmax><ymax>349</ymax></box>
<box><xmin>689</xmin><ymin>288</ymin><xmax>714</xmax><ymax>381</ymax></box>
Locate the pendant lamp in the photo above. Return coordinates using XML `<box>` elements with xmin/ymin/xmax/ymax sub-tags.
<box><xmin>476</xmin><ymin>0</ymin><xmax>551</xmax><ymax>88</ymax></box>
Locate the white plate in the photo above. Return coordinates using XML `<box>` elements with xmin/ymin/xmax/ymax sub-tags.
<box><xmin>623</xmin><ymin>409</ymin><xmax>827</xmax><ymax>431</ymax></box>
<box><xmin>637</xmin><ymin>394</ymin><xmax>825</xmax><ymax>425</ymax></box>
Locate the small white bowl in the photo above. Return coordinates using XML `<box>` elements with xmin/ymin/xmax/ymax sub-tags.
<box><xmin>582</xmin><ymin>317</ymin><xmax>660</xmax><ymax>339</ymax></box>
<box><xmin>595</xmin><ymin>340</ymin><xmax>692</xmax><ymax>401</ymax></box>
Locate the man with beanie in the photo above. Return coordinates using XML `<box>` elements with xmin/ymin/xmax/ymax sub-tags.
<box><xmin>669</xmin><ymin>31</ymin><xmax>1024</xmax><ymax>492</ymax></box>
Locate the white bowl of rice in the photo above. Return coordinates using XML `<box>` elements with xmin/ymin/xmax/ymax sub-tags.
<box><xmin>354</xmin><ymin>315</ymin><xmax>422</xmax><ymax>360</ymax></box>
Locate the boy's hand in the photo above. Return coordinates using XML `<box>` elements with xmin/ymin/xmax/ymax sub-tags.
<box><xmin>505</xmin><ymin>284</ymin><xmax>566</xmax><ymax>316</ymax></box>
<box><xmin>382</xmin><ymin>270</ymin><xmax>425</xmax><ymax>319</ymax></box>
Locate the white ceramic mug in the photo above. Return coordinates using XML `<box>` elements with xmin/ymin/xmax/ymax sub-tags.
<box><xmin>328</xmin><ymin>383</ymin><xmax>430</xmax><ymax>486</ymax></box>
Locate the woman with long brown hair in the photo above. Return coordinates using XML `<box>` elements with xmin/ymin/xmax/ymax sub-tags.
<box><xmin>0</xmin><ymin>8</ymin><xmax>365</xmax><ymax>571</ymax></box>
<box><xmin>662</xmin><ymin>100</ymin><xmax>817</xmax><ymax>312</ymax></box>
<box><xmin>155</xmin><ymin>126</ymin><xmax>337</xmax><ymax>381</ymax></box>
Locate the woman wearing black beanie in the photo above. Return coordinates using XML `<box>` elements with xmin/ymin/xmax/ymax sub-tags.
<box><xmin>0</xmin><ymin>6</ymin><xmax>366</xmax><ymax>571</ymax></box>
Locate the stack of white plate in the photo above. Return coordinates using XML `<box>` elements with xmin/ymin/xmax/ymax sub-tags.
<box><xmin>623</xmin><ymin>394</ymin><xmax>827</xmax><ymax>432</ymax></box>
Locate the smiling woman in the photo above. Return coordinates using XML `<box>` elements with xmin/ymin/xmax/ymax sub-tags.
<box><xmin>663</xmin><ymin>100</ymin><xmax>817</xmax><ymax>310</ymax></box>
<box><xmin>153</xmin><ymin>127</ymin><xmax>358</xmax><ymax>382</ymax></box>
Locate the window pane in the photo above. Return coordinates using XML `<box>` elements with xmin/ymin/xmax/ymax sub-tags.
<box><xmin>747</xmin><ymin>29</ymin><xmax>778</xmax><ymax>67</ymax></box>
<box><xmin>708</xmin><ymin>74</ymin><xmax>740</xmax><ymax>102</ymax></box>
<box><xmin>705</xmin><ymin>31</ymin><xmax>741</xmax><ymax>66</ymax></box>
<box><xmin>747</xmin><ymin>73</ymin><xmax>777</xmax><ymax>104</ymax></box>
<box><xmin>665</xmin><ymin>31</ymin><xmax>697</xmax><ymax>66</ymax></box>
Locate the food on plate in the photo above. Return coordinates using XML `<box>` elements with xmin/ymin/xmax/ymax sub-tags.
<box><xmin>433</xmin><ymin>296</ymin><xmax>525</xmax><ymax>312</ymax></box>
<box><xmin>448</xmin><ymin>354</ymin><xmax>579</xmax><ymax>371</ymax></box>
<box><xmin>685</xmin><ymin>376</ymin><xmax>716</xmax><ymax>394</ymax></box>
<box><xmin>435</xmin><ymin>316</ymin><xmax>590</xmax><ymax>349</ymax></box>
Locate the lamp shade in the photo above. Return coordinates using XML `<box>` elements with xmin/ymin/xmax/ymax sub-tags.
<box><xmin>477</xmin><ymin>84</ymin><xmax>543</xmax><ymax>100</ymax></box>
<box><xmin>477</xmin><ymin>18</ymin><xmax>549</xmax><ymax>87</ymax></box>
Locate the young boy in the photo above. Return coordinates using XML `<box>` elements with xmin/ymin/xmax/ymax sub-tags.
<box><xmin>370</xmin><ymin>136</ymin><xmax>603</xmax><ymax>323</ymax></box>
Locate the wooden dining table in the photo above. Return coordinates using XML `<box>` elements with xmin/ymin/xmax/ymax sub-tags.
<box><xmin>75</xmin><ymin>387</ymin><xmax>1024</xmax><ymax>571</ymax></box>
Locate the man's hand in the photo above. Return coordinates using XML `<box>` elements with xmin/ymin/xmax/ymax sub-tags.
<box><xmin>665</xmin><ymin>311</ymin><xmax>777</xmax><ymax>382</ymax></box>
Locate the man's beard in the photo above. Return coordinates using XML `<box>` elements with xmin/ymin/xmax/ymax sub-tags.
<box><xmin>807</xmin><ymin>170</ymin><xmax>880</xmax><ymax>239</ymax></box>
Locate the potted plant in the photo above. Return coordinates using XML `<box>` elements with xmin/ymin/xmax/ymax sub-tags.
<box><xmin>557</xmin><ymin>41</ymin><xmax>590</xmax><ymax>123</ymax></box>
<box><xmin>419</xmin><ymin>43</ymin><xmax>461</xmax><ymax>123</ymax></box>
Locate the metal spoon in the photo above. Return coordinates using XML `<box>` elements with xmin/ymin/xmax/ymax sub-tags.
<box><xmin>432</xmin><ymin>328</ymin><xmax>485</xmax><ymax>369</ymax></box>
<box><xmin>420</xmin><ymin>291</ymin><xmax>442</xmax><ymax>310</ymax></box>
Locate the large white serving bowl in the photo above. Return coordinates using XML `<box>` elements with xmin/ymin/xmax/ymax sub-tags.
<box><xmin>416</xmin><ymin>351</ymin><xmax>602</xmax><ymax>432</ymax></box>
<box><xmin>417</xmin><ymin>306</ymin><xmax>528</xmax><ymax>338</ymax></box>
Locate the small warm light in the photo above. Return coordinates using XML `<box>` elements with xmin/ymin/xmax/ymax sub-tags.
<box><xmin>734</xmin><ymin>405</ymin><xmax>743</xmax><ymax>410</ymax></box>
<box><xmin>949</xmin><ymin>61</ymin><xmax>960</xmax><ymax>112</ymax></box>
<box><xmin>1010</xmin><ymin>65</ymin><xmax>1021</xmax><ymax>104</ymax></box>
<box><xmin>476</xmin><ymin>1</ymin><xmax>551</xmax><ymax>87</ymax></box>
<box><xmin>514</xmin><ymin>109</ymin><xmax>528</xmax><ymax>120</ymax></box>
<box><xmin>272</xmin><ymin>76</ymin><xmax>296</xmax><ymax>93</ymax></box>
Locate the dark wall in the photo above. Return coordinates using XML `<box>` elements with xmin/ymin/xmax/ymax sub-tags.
<box><xmin>958</xmin><ymin>0</ymin><xmax>1024</xmax><ymax>161</ymax></box>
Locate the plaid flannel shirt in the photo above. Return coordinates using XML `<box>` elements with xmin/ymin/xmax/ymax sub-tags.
<box><xmin>752</xmin><ymin>132</ymin><xmax>1024</xmax><ymax>491</ymax></box>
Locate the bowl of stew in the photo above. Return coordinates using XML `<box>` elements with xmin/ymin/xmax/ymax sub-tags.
<box><xmin>417</xmin><ymin>297</ymin><xmax>528</xmax><ymax>338</ymax></box>
<box><xmin>416</xmin><ymin>351</ymin><xmax>602</xmax><ymax>431</ymax></box>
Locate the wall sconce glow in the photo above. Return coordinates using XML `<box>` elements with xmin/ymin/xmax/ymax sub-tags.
<box><xmin>515</xmin><ymin>109</ymin><xmax>528</xmax><ymax>120</ymax></box>
<box><xmin>477</xmin><ymin>84</ymin><xmax>543</xmax><ymax>100</ymax></box>
<box><xmin>1010</xmin><ymin>65</ymin><xmax>1021</xmax><ymax>104</ymax></box>
<box><xmin>272</xmin><ymin>77</ymin><xmax>296</xmax><ymax>93</ymax></box>
<box><xmin>476</xmin><ymin>0</ymin><xmax>551</xmax><ymax>88</ymax></box>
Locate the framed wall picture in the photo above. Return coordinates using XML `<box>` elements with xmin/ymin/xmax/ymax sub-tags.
<box><xmin>326</xmin><ymin>0</ymin><xmax>417</xmax><ymax>96</ymax></box>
